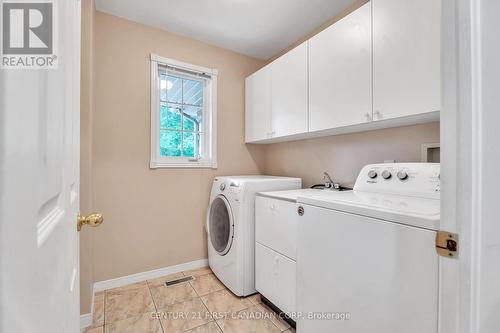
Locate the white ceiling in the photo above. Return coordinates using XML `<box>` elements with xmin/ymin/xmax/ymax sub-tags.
<box><xmin>95</xmin><ymin>0</ymin><xmax>357</xmax><ymax>60</ymax></box>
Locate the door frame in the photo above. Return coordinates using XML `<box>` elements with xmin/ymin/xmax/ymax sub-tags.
<box><xmin>441</xmin><ymin>0</ymin><xmax>498</xmax><ymax>332</ymax></box>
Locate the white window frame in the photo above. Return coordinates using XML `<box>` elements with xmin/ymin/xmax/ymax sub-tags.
<box><xmin>150</xmin><ymin>54</ymin><xmax>218</xmax><ymax>168</ymax></box>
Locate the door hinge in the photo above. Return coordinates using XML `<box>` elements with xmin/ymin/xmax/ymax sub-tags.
<box><xmin>436</xmin><ymin>231</ymin><xmax>459</xmax><ymax>258</ymax></box>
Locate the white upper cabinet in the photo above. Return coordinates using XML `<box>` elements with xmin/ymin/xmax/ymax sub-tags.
<box><xmin>245</xmin><ymin>64</ymin><xmax>272</xmax><ymax>142</ymax></box>
<box><xmin>373</xmin><ymin>0</ymin><xmax>441</xmax><ymax>121</ymax></box>
<box><xmin>271</xmin><ymin>42</ymin><xmax>309</xmax><ymax>137</ymax></box>
<box><xmin>245</xmin><ymin>0</ymin><xmax>440</xmax><ymax>144</ymax></box>
<box><xmin>309</xmin><ymin>2</ymin><xmax>372</xmax><ymax>131</ymax></box>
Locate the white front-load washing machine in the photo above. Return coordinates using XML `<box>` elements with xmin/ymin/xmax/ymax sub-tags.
<box><xmin>206</xmin><ymin>176</ymin><xmax>301</xmax><ymax>296</ymax></box>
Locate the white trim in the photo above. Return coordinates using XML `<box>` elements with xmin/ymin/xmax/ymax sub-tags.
<box><xmin>93</xmin><ymin>259</ymin><xmax>209</xmax><ymax>292</ymax></box>
<box><xmin>439</xmin><ymin>0</ymin><xmax>489</xmax><ymax>332</ymax></box>
<box><xmin>151</xmin><ymin>53</ymin><xmax>218</xmax><ymax>76</ymax></box>
<box><xmin>80</xmin><ymin>313</ymin><xmax>92</xmax><ymax>332</ymax></box>
<box><xmin>150</xmin><ymin>54</ymin><xmax>217</xmax><ymax>169</ymax></box>
<box><xmin>467</xmin><ymin>0</ymin><xmax>482</xmax><ymax>331</ymax></box>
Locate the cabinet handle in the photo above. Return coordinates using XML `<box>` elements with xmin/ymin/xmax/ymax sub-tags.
<box><xmin>374</xmin><ymin>110</ymin><xmax>382</xmax><ymax>119</ymax></box>
<box><xmin>364</xmin><ymin>113</ymin><xmax>372</xmax><ymax>122</ymax></box>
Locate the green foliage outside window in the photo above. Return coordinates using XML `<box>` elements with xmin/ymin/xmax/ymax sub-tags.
<box><xmin>160</xmin><ymin>105</ymin><xmax>198</xmax><ymax>157</ymax></box>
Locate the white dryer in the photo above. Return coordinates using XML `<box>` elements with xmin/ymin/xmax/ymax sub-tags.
<box><xmin>207</xmin><ymin>176</ymin><xmax>301</xmax><ymax>296</ymax></box>
<box><xmin>297</xmin><ymin>163</ymin><xmax>442</xmax><ymax>333</ymax></box>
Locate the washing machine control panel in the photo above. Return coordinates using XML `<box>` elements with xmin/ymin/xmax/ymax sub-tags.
<box><xmin>217</xmin><ymin>181</ymin><xmax>241</xmax><ymax>196</ymax></box>
<box><xmin>354</xmin><ymin>163</ymin><xmax>440</xmax><ymax>199</ymax></box>
<box><xmin>228</xmin><ymin>182</ymin><xmax>241</xmax><ymax>195</ymax></box>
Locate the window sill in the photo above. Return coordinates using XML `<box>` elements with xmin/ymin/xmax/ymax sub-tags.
<box><xmin>150</xmin><ymin>160</ymin><xmax>218</xmax><ymax>169</ymax></box>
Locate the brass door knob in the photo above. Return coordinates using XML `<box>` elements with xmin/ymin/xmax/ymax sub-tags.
<box><xmin>77</xmin><ymin>212</ymin><xmax>103</xmax><ymax>232</ymax></box>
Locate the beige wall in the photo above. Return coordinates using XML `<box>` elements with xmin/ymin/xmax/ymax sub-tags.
<box><xmin>78</xmin><ymin>11</ymin><xmax>266</xmax><ymax>313</ymax></box>
<box><xmin>263</xmin><ymin>123</ymin><xmax>440</xmax><ymax>188</ymax></box>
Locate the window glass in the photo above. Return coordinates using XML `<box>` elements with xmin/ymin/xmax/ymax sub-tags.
<box><xmin>151</xmin><ymin>57</ymin><xmax>216</xmax><ymax>169</ymax></box>
<box><xmin>183</xmin><ymin>105</ymin><xmax>203</xmax><ymax>131</ymax></box>
<box><xmin>160</xmin><ymin>130</ymin><xmax>181</xmax><ymax>157</ymax></box>
<box><xmin>158</xmin><ymin>72</ymin><xmax>205</xmax><ymax>158</ymax></box>
<box><xmin>160</xmin><ymin>103</ymin><xmax>182</xmax><ymax>130</ymax></box>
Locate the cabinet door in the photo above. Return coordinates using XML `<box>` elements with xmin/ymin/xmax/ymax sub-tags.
<box><xmin>256</xmin><ymin>196</ymin><xmax>298</xmax><ymax>260</ymax></box>
<box><xmin>309</xmin><ymin>3</ymin><xmax>372</xmax><ymax>131</ymax></box>
<box><xmin>271</xmin><ymin>42</ymin><xmax>308</xmax><ymax>138</ymax></box>
<box><xmin>245</xmin><ymin>65</ymin><xmax>272</xmax><ymax>142</ymax></box>
<box><xmin>373</xmin><ymin>0</ymin><xmax>440</xmax><ymax>120</ymax></box>
<box><xmin>255</xmin><ymin>242</ymin><xmax>296</xmax><ymax>314</ymax></box>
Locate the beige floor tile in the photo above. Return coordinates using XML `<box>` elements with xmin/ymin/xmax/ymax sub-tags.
<box><xmin>105</xmin><ymin>287</ymin><xmax>155</xmax><ymax>323</ymax></box>
<box><xmin>201</xmin><ymin>289</ymin><xmax>253</xmax><ymax>317</ymax></box>
<box><xmin>246</xmin><ymin>293</ymin><xmax>262</xmax><ymax>305</ymax></box>
<box><xmin>283</xmin><ymin>328</ymin><xmax>296</xmax><ymax>333</ymax></box>
<box><xmin>105</xmin><ymin>281</ymin><xmax>148</xmax><ymax>298</ymax></box>
<box><xmin>150</xmin><ymin>281</ymin><xmax>198</xmax><ymax>308</ymax></box>
<box><xmin>184</xmin><ymin>321</ymin><xmax>222</xmax><ymax>333</ymax></box>
<box><xmin>94</xmin><ymin>292</ymin><xmax>105</xmax><ymax>303</ymax></box>
<box><xmin>183</xmin><ymin>267</ymin><xmax>213</xmax><ymax>277</ymax></box>
<box><xmin>147</xmin><ymin>272</ymin><xmax>185</xmax><ymax>288</ymax></box>
<box><xmin>85</xmin><ymin>326</ymin><xmax>103</xmax><ymax>333</ymax></box>
<box><xmin>104</xmin><ymin>312</ymin><xmax>162</xmax><ymax>333</ymax></box>
<box><xmin>91</xmin><ymin>297</ymin><xmax>105</xmax><ymax>327</ymax></box>
<box><xmin>189</xmin><ymin>274</ymin><xmax>226</xmax><ymax>296</ymax></box>
<box><xmin>158</xmin><ymin>298</ymin><xmax>213</xmax><ymax>333</ymax></box>
<box><xmin>216</xmin><ymin>305</ymin><xmax>281</xmax><ymax>333</ymax></box>
<box><xmin>256</xmin><ymin>303</ymin><xmax>291</xmax><ymax>331</ymax></box>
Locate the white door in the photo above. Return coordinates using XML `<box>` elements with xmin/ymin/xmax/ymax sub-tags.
<box><xmin>0</xmin><ymin>1</ymin><xmax>82</xmax><ymax>332</ymax></box>
<box><xmin>372</xmin><ymin>0</ymin><xmax>441</xmax><ymax>121</ymax></box>
<box><xmin>297</xmin><ymin>206</ymin><xmax>439</xmax><ymax>333</ymax></box>
<box><xmin>309</xmin><ymin>2</ymin><xmax>372</xmax><ymax>131</ymax></box>
<box><xmin>245</xmin><ymin>64</ymin><xmax>272</xmax><ymax>143</ymax></box>
<box><xmin>271</xmin><ymin>42</ymin><xmax>308</xmax><ymax>138</ymax></box>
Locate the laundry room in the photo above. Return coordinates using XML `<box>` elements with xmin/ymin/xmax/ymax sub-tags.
<box><xmin>78</xmin><ymin>0</ymin><xmax>442</xmax><ymax>330</ymax></box>
<box><xmin>2</xmin><ymin>0</ymin><xmax>498</xmax><ymax>332</ymax></box>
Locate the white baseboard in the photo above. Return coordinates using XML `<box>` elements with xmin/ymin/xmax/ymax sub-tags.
<box><xmin>80</xmin><ymin>313</ymin><xmax>92</xmax><ymax>332</ymax></box>
<box><xmin>93</xmin><ymin>258</ymin><xmax>208</xmax><ymax>292</ymax></box>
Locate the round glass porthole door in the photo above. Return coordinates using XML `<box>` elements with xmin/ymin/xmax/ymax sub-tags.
<box><xmin>208</xmin><ymin>195</ymin><xmax>234</xmax><ymax>255</ymax></box>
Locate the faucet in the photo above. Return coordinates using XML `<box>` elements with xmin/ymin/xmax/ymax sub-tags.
<box><xmin>323</xmin><ymin>172</ymin><xmax>340</xmax><ymax>190</ymax></box>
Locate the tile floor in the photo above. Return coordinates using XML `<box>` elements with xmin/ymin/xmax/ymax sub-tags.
<box><xmin>86</xmin><ymin>267</ymin><xmax>295</xmax><ymax>333</ymax></box>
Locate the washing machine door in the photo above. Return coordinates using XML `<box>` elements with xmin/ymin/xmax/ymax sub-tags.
<box><xmin>208</xmin><ymin>195</ymin><xmax>234</xmax><ymax>255</ymax></box>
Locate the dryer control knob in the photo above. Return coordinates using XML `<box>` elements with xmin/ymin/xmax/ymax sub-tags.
<box><xmin>397</xmin><ymin>170</ymin><xmax>409</xmax><ymax>180</ymax></box>
<box><xmin>368</xmin><ymin>170</ymin><xmax>378</xmax><ymax>179</ymax></box>
<box><xmin>219</xmin><ymin>183</ymin><xmax>226</xmax><ymax>191</ymax></box>
<box><xmin>382</xmin><ymin>170</ymin><xmax>392</xmax><ymax>179</ymax></box>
